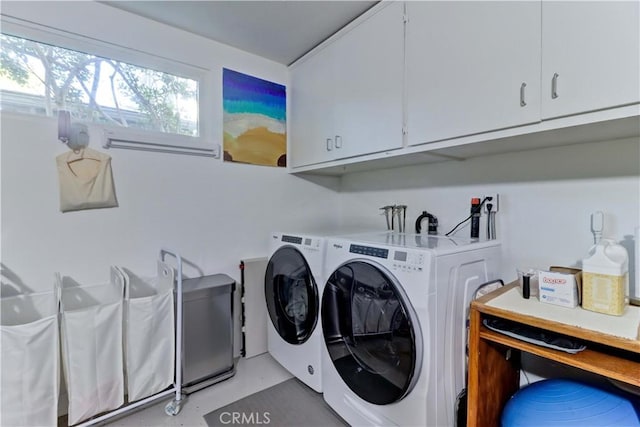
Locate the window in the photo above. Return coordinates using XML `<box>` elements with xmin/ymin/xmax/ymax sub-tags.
<box><xmin>1</xmin><ymin>32</ymin><xmax>199</xmax><ymax>136</ymax></box>
<box><xmin>0</xmin><ymin>19</ymin><xmax>217</xmax><ymax>156</ymax></box>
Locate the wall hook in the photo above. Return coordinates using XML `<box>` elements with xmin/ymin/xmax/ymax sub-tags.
<box><xmin>57</xmin><ymin>110</ymin><xmax>90</xmax><ymax>150</ymax></box>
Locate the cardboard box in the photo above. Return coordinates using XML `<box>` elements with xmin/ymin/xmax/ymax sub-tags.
<box><xmin>549</xmin><ymin>266</ymin><xmax>582</xmax><ymax>305</ymax></box>
<box><xmin>539</xmin><ymin>269</ymin><xmax>580</xmax><ymax>308</ymax></box>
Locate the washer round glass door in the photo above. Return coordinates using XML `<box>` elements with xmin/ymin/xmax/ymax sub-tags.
<box><xmin>322</xmin><ymin>261</ymin><xmax>421</xmax><ymax>405</ymax></box>
<box><xmin>265</xmin><ymin>247</ymin><xmax>318</xmax><ymax>345</ymax></box>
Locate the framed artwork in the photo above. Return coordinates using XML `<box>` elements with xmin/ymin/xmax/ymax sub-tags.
<box><xmin>223</xmin><ymin>68</ymin><xmax>286</xmax><ymax>167</ymax></box>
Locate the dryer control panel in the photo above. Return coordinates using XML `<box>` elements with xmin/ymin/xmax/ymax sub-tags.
<box><xmin>302</xmin><ymin>237</ymin><xmax>322</xmax><ymax>252</ymax></box>
<box><xmin>303</xmin><ymin>237</ymin><xmax>321</xmax><ymax>248</ymax></box>
<box><xmin>278</xmin><ymin>234</ymin><xmax>322</xmax><ymax>251</ymax></box>
<box><xmin>281</xmin><ymin>234</ymin><xmax>303</xmax><ymax>244</ymax></box>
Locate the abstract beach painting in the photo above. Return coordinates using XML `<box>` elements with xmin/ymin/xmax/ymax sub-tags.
<box><xmin>223</xmin><ymin>68</ymin><xmax>287</xmax><ymax>167</ymax></box>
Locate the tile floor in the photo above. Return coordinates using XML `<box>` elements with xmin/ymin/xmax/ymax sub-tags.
<box><xmin>108</xmin><ymin>353</ymin><xmax>292</xmax><ymax>426</ymax></box>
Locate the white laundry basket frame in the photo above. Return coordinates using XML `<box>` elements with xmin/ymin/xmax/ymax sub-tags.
<box><xmin>74</xmin><ymin>248</ymin><xmax>186</xmax><ymax>427</ymax></box>
<box><xmin>57</xmin><ymin>267</ymin><xmax>126</xmax><ymax>425</ymax></box>
<box><xmin>1</xmin><ymin>291</ymin><xmax>60</xmax><ymax>427</ymax></box>
<box><xmin>120</xmin><ymin>261</ymin><xmax>175</xmax><ymax>403</ymax></box>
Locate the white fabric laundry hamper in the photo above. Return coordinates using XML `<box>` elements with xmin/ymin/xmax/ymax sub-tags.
<box><xmin>1</xmin><ymin>292</ymin><xmax>60</xmax><ymax>427</ymax></box>
<box><xmin>119</xmin><ymin>261</ymin><xmax>175</xmax><ymax>402</ymax></box>
<box><xmin>57</xmin><ymin>268</ymin><xmax>125</xmax><ymax>425</ymax></box>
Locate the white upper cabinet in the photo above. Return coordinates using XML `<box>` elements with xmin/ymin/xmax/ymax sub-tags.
<box><xmin>290</xmin><ymin>46</ymin><xmax>334</xmax><ymax>168</ymax></box>
<box><xmin>541</xmin><ymin>1</ymin><xmax>640</xmax><ymax>119</ymax></box>
<box><xmin>289</xmin><ymin>2</ymin><xmax>404</xmax><ymax>168</ymax></box>
<box><xmin>406</xmin><ymin>1</ymin><xmax>542</xmax><ymax>146</ymax></box>
<box><xmin>330</xmin><ymin>1</ymin><xmax>405</xmax><ymax>159</ymax></box>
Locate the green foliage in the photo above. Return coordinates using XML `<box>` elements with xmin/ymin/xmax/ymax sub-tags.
<box><xmin>1</xmin><ymin>36</ymin><xmax>33</xmax><ymax>84</ymax></box>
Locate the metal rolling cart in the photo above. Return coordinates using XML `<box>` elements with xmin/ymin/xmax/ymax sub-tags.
<box><xmin>74</xmin><ymin>248</ymin><xmax>235</xmax><ymax>426</ymax></box>
<box><xmin>76</xmin><ymin>248</ymin><xmax>185</xmax><ymax>426</ymax></box>
<box><xmin>161</xmin><ymin>248</ymin><xmax>187</xmax><ymax>416</ymax></box>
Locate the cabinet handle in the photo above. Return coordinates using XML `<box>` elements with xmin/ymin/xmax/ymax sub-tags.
<box><xmin>335</xmin><ymin>135</ymin><xmax>342</xmax><ymax>149</ymax></box>
<box><xmin>326</xmin><ymin>138</ymin><xmax>333</xmax><ymax>151</ymax></box>
<box><xmin>552</xmin><ymin>73</ymin><xmax>559</xmax><ymax>99</ymax></box>
<box><xmin>520</xmin><ymin>82</ymin><xmax>527</xmax><ymax>107</ymax></box>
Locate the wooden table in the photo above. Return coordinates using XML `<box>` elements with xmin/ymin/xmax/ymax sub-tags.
<box><xmin>467</xmin><ymin>282</ymin><xmax>640</xmax><ymax>427</ymax></box>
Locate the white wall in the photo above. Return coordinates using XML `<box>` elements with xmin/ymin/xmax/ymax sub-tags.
<box><xmin>0</xmin><ymin>1</ymin><xmax>341</xmax><ymax>295</ymax></box>
<box><xmin>339</xmin><ymin>137</ymin><xmax>640</xmax><ymax>297</ymax></box>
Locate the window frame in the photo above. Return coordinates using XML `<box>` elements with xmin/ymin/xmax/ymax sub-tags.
<box><xmin>0</xmin><ymin>17</ymin><xmax>217</xmax><ymax>154</ymax></box>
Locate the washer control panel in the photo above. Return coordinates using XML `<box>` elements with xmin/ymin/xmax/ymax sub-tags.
<box><xmin>392</xmin><ymin>250</ymin><xmax>425</xmax><ymax>272</ymax></box>
<box><xmin>349</xmin><ymin>244</ymin><xmax>389</xmax><ymax>259</ymax></box>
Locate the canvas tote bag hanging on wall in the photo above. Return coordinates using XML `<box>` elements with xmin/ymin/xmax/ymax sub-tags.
<box><xmin>120</xmin><ymin>261</ymin><xmax>175</xmax><ymax>402</ymax></box>
<box><xmin>1</xmin><ymin>292</ymin><xmax>60</xmax><ymax>427</ymax></box>
<box><xmin>57</xmin><ymin>268</ymin><xmax>125</xmax><ymax>425</ymax></box>
<box><xmin>56</xmin><ymin>147</ymin><xmax>118</xmax><ymax>213</ymax></box>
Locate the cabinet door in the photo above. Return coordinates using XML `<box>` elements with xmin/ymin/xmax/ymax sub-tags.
<box><xmin>406</xmin><ymin>1</ymin><xmax>541</xmax><ymax>146</ymax></box>
<box><xmin>541</xmin><ymin>1</ymin><xmax>640</xmax><ymax>119</ymax></box>
<box><xmin>290</xmin><ymin>47</ymin><xmax>335</xmax><ymax>168</ymax></box>
<box><xmin>331</xmin><ymin>1</ymin><xmax>405</xmax><ymax>159</ymax></box>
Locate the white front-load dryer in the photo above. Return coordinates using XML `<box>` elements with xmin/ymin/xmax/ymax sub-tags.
<box><xmin>320</xmin><ymin>233</ymin><xmax>500</xmax><ymax>426</ymax></box>
<box><xmin>264</xmin><ymin>232</ymin><xmax>326</xmax><ymax>392</ymax></box>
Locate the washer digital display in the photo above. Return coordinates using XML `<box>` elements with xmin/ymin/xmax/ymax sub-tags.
<box><xmin>394</xmin><ymin>251</ymin><xmax>407</xmax><ymax>262</ymax></box>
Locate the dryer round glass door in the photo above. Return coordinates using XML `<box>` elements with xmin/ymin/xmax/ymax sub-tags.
<box><xmin>265</xmin><ymin>247</ymin><xmax>319</xmax><ymax>345</ymax></box>
<box><xmin>322</xmin><ymin>261</ymin><xmax>422</xmax><ymax>405</ymax></box>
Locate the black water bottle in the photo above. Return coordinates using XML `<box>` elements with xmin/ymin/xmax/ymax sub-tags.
<box><xmin>522</xmin><ymin>274</ymin><xmax>531</xmax><ymax>299</ymax></box>
<box><xmin>470</xmin><ymin>198</ymin><xmax>481</xmax><ymax>239</ymax></box>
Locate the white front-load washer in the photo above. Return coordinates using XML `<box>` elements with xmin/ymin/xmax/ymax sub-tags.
<box><xmin>321</xmin><ymin>233</ymin><xmax>500</xmax><ymax>426</ymax></box>
<box><xmin>264</xmin><ymin>232</ymin><xmax>326</xmax><ymax>392</ymax></box>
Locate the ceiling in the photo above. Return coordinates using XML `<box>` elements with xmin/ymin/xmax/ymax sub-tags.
<box><xmin>101</xmin><ymin>1</ymin><xmax>378</xmax><ymax>65</ymax></box>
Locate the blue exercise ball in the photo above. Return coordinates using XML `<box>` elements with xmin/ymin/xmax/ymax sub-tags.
<box><xmin>501</xmin><ymin>379</ymin><xmax>639</xmax><ymax>426</ymax></box>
